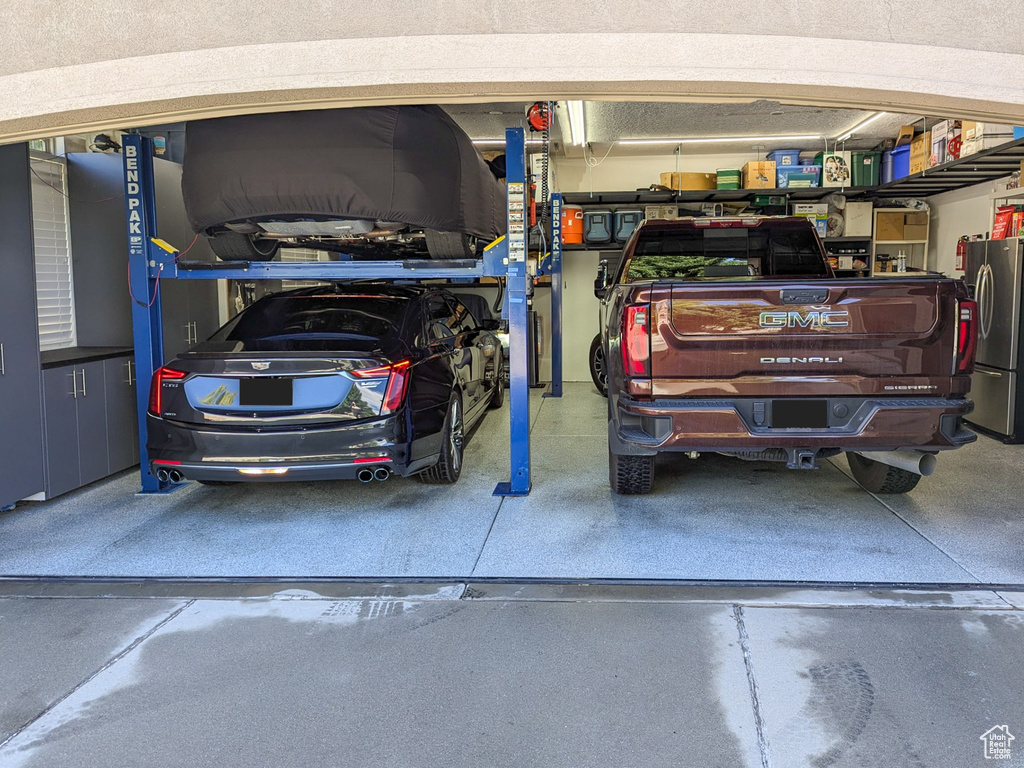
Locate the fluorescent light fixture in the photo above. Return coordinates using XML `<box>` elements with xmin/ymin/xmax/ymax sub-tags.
<box><xmin>566</xmin><ymin>100</ymin><xmax>586</xmax><ymax>146</ymax></box>
<box><xmin>472</xmin><ymin>139</ymin><xmax>547</xmax><ymax>146</ymax></box>
<box><xmin>837</xmin><ymin>112</ymin><xmax>887</xmax><ymax>142</ymax></box>
<box><xmin>618</xmin><ymin>134</ymin><xmax>824</xmax><ymax>146</ymax></box>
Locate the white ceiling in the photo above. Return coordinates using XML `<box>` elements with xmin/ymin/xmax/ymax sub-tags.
<box><xmin>445</xmin><ymin>99</ymin><xmax>933</xmax><ymax>156</ymax></box>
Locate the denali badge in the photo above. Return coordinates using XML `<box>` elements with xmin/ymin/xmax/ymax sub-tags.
<box><xmin>759</xmin><ymin>310</ymin><xmax>850</xmax><ymax>328</ymax></box>
<box><xmin>761</xmin><ymin>356</ymin><xmax>844</xmax><ymax>364</ymax></box>
<box><xmin>250</xmin><ymin>362</ymin><xmax>271</xmax><ymax>371</ymax></box>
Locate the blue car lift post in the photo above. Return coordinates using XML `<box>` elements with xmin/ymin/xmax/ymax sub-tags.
<box><xmin>124</xmin><ymin>127</ymin><xmax>534</xmax><ymax>496</ymax></box>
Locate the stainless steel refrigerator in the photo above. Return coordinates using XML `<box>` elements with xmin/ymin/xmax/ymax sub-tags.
<box><xmin>964</xmin><ymin>238</ymin><xmax>1024</xmax><ymax>442</ymax></box>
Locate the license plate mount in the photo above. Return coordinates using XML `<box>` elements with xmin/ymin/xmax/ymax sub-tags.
<box><xmin>239</xmin><ymin>377</ymin><xmax>292</xmax><ymax>406</ymax></box>
<box><xmin>771</xmin><ymin>399</ymin><xmax>828</xmax><ymax>429</ymax></box>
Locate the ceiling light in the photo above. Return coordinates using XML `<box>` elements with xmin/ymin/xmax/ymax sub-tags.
<box><xmin>617</xmin><ymin>134</ymin><xmax>824</xmax><ymax>146</ymax></box>
<box><xmin>836</xmin><ymin>112</ymin><xmax>887</xmax><ymax>142</ymax></box>
<box><xmin>566</xmin><ymin>100</ymin><xmax>586</xmax><ymax>146</ymax></box>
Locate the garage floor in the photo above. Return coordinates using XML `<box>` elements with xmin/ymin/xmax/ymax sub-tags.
<box><xmin>0</xmin><ymin>383</ymin><xmax>1021</xmax><ymax>584</ymax></box>
<box><xmin>0</xmin><ymin>582</ymin><xmax>1021</xmax><ymax>768</ymax></box>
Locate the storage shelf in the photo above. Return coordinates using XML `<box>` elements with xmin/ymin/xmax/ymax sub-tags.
<box><xmin>823</xmin><ymin>235</ymin><xmax>873</xmax><ymax>242</ymax></box>
<box><xmin>560</xmin><ymin>137</ymin><xmax>1024</xmax><ymax>206</ymax></box>
<box><xmin>875</xmin><ymin>239</ymin><xmax>928</xmax><ymax>245</ymax></box>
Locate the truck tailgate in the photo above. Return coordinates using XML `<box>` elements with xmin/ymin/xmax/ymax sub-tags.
<box><xmin>651</xmin><ymin>279</ymin><xmax>960</xmax><ymax>397</ymax></box>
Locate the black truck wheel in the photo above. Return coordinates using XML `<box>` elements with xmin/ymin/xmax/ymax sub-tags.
<box><xmin>208</xmin><ymin>232</ymin><xmax>280</xmax><ymax>262</ymax></box>
<box><xmin>609</xmin><ymin>448</ymin><xmax>655</xmax><ymax>494</ymax></box>
<box><xmin>589</xmin><ymin>334</ymin><xmax>608</xmax><ymax>397</ymax></box>
<box><xmin>846</xmin><ymin>452</ymin><xmax>921</xmax><ymax>494</ymax></box>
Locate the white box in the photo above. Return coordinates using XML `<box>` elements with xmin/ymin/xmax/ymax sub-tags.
<box><xmin>820</xmin><ymin>151</ymin><xmax>852</xmax><ymax>187</ymax></box>
<box><xmin>844</xmin><ymin>201</ymin><xmax>873</xmax><ymax>237</ymax></box>
<box><xmin>792</xmin><ymin>203</ymin><xmax>828</xmax><ymax>216</ymax></box>
<box><xmin>838</xmin><ymin>256</ymin><xmax>855</xmax><ymax>270</ymax></box>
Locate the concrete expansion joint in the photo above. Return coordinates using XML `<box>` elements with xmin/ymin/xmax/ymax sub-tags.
<box><xmin>733</xmin><ymin>604</ymin><xmax>773</xmax><ymax>768</ymax></box>
<box><xmin>0</xmin><ymin>598</ymin><xmax>194</xmax><ymax>752</ymax></box>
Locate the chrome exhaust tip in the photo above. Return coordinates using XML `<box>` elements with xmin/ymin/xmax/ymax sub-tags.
<box><xmin>373</xmin><ymin>467</ymin><xmax>391</xmax><ymax>481</ymax></box>
<box><xmin>357</xmin><ymin>468</ymin><xmax>374</xmax><ymax>483</ymax></box>
<box><xmin>855</xmin><ymin>450</ymin><xmax>937</xmax><ymax>477</ymax></box>
<box><xmin>167</xmin><ymin>470</ymin><xmax>183</xmax><ymax>484</ymax></box>
<box><xmin>156</xmin><ymin>469</ymin><xmax>170</xmax><ymax>483</ymax></box>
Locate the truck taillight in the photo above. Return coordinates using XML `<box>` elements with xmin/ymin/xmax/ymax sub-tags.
<box><xmin>352</xmin><ymin>360</ymin><xmax>412</xmax><ymax>415</ymax></box>
<box><xmin>148</xmin><ymin>366</ymin><xmax>187</xmax><ymax>415</ymax></box>
<box><xmin>623</xmin><ymin>304</ymin><xmax>650</xmax><ymax>377</ymax></box>
<box><xmin>956</xmin><ymin>300</ymin><xmax>977</xmax><ymax>374</ymax></box>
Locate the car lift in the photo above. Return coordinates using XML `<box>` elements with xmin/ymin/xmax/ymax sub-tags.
<box><xmin>124</xmin><ymin>127</ymin><xmax>559</xmax><ymax>497</ymax></box>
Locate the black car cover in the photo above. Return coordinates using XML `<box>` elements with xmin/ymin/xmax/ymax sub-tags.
<box><xmin>181</xmin><ymin>105</ymin><xmax>506</xmax><ymax>240</ymax></box>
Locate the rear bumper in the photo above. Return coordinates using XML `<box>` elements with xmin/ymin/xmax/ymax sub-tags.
<box><xmin>147</xmin><ymin>414</ymin><xmax>434</xmax><ymax>482</ymax></box>
<box><xmin>610</xmin><ymin>395</ymin><xmax>977</xmax><ymax>456</ymax></box>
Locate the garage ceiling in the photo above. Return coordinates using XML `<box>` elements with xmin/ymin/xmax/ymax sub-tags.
<box><xmin>444</xmin><ymin>100</ymin><xmax>929</xmax><ymax>156</ymax></box>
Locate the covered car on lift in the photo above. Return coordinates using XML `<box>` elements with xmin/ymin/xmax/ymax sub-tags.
<box><xmin>181</xmin><ymin>105</ymin><xmax>507</xmax><ymax>261</ymax></box>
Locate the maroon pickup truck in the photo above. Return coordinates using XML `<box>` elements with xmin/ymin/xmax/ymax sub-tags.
<box><xmin>595</xmin><ymin>216</ymin><xmax>978</xmax><ymax>495</ymax></box>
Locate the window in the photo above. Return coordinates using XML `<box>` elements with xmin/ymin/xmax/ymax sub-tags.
<box><xmin>31</xmin><ymin>156</ymin><xmax>77</xmax><ymax>351</ymax></box>
<box><xmin>624</xmin><ymin>224</ymin><xmax>829</xmax><ymax>282</ymax></box>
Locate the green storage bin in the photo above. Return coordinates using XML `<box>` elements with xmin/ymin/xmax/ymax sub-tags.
<box><xmin>851</xmin><ymin>151</ymin><xmax>881</xmax><ymax>187</ymax></box>
<box><xmin>717</xmin><ymin>169</ymin><xmax>741</xmax><ymax>190</ymax></box>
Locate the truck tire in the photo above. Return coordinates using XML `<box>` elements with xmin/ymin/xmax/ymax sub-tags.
<box><xmin>845</xmin><ymin>452</ymin><xmax>921</xmax><ymax>494</ymax></box>
<box><xmin>609</xmin><ymin>449</ymin><xmax>655</xmax><ymax>494</ymax></box>
<box><xmin>425</xmin><ymin>230</ymin><xmax>476</xmax><ymax>259</ymax></box>
<box><xmin>209</xmin><ymin>232</ymin><xmax>280</xmax><ymax>262</ymax></box>
<box><xmin>589</xmin><ymin>334</ymin><xmax>608</xmax><ymax>396</ymax></box>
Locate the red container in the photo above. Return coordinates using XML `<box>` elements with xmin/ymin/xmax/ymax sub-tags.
<box><xmin>561</xmin><ymin>205</ymin><xmax>584</xmax><ymax>244</ymax></box>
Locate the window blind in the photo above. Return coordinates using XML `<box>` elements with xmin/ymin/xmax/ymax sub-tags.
<box><xmin>31</xmin><ymin>157</ymin><xmax>77</xmax><ymax>351</ymax></box>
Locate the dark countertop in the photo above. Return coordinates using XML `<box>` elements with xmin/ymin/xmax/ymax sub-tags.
<box><xmin>40</xmin><ymin>346</ymin><xmax>133</xmax><ymax>369</ymax></box>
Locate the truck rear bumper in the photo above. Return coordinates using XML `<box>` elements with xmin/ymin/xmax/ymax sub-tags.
<box><xmin>610</xmin><ymin>395</ymin><xmax>976</xmax><ymax>458</ymax></box>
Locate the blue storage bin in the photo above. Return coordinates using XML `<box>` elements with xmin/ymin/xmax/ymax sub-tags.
<box><xmin>890</xmin><ymin>145</ymin><xmax>911</xmax><ymax>180</ymax></box>
<box><xmin>777</xmin><ymin>165</ymin><xmax>820</xmax><ymax>188</ymax></box>
<box><xmin>1014</xmin><ymin>126</ymin><xmax>1024</xmax><ymax>140</ymax></box>
<box><xmin>881</xmin><ymin>152</ymin><xmax>894</xmax><ymax>184</ymax></box>
<box><xmin>767</xmin><ymin>149</ymin><xmax>801</xmax><ymax>167</ymax></box>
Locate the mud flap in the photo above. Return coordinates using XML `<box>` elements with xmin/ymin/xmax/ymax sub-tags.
<box><xmin>608</xmin><ymin>419</ymin><xmax>659</xmax><ymax>456</ymax></box>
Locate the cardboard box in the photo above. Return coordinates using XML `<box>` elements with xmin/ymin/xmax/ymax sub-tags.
<box><xmin>895</xmin><ymin>125</ymin><xmax>915</xmax><ymax>147</ymax></box>
<box><xmin>962</xmin><ymin>121</ymin><xmax>1014</xmax><ymax>141</ymax></box>
<box><xmin>903</xmin><ymin>212</ymin><xmax>929</xmax><ymax>241</ymax></box>
<box><xmin>816</xmin><ymin>151</ymin><xmax>852</xmax><ymax>187</ymax></box>
<box><xmin>910</xmin><ymin>131</ymin><xmax>931</xmax><ymax>175</ymax></box>
<box><xmin>930</xmin><ymin>120</ymin><xmax>961</xmax><ymax>167</ymax></box>
<box><xmin>792</xmin><ymin>203</ymin><xmax>828</xmax><ymax>216</ymax></box>
<box><xmin>644</xmin><ymin>204</ymin><xmax>678</xmax><ymax>220</ymax></box>
<box><xmin>742</xmin><ymin>161</ymin><xmax>776</xmax><ymax>189</ymax></box>
<box><xmin>875</xmin><ymin>212</ymin><xmax>905</xmax><ymax>241</ymax></box>
<box><xmin>660</xmin><ymin>172</ymin><xmax>717</xmax><ymax>191</ymax></box>
<box><xmin>837</xmin><ymin>256</ymin><xmax>855</xmax><ymax>270</ymax></box>
<box><xmin>844</xmin><ymin>201</ymin><xmax>873</xmax><ymax>237</ymax></box>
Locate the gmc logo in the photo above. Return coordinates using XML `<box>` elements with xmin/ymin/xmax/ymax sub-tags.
<box><xmin>759</xmin><ymin>310</ymin><xmax>850</xmax><ymax>329</ymax></box>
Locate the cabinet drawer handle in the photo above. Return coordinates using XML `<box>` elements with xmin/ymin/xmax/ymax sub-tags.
<box><xmin>0</xmin><ymin>342</ymin><xmax>5</xmax><ymax>375</ymax></box>
<box><xmin>79</xmin><ymin>368</ymin><xmax>87</xmax><ymax>397</ymax></box>
<box><xmin>70</xmin><ymin>370</ymin><xmax>78</xmax><ymax>398</ymax></box>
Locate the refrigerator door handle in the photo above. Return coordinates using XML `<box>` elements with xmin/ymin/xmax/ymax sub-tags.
<box><xmin>975</xmin><ymin>368</ymin><xmax>1002</xmax><ymax>377</ymax></box>
<box><xmin>983</xmin><ymin>263</ymin><xmax>997</xmax><ymax>340</ymax></box>
<box><xmin>977</xmin><ymin>264</ymin><xmax>991</xmax><ymax>340</ymax></box>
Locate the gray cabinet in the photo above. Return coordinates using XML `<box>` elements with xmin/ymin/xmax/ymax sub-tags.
<box><xmin>41</xmin><ymin>361</ymin><xmax>109</xmax><ymax>497</ymax></box>
<box><xmin>104</xmin><ymin>356</ymin><xmax>139</xmax><ymax>472</ymax></box>
<box><xmin>41</xmin><ymin>356</ymin><xmax>137</xmax><ymax>498</ymax></box>
<box><xmin>0</xmin><ymin>143</ymin><xmax>45</xmax><ymax>508</ymax></box>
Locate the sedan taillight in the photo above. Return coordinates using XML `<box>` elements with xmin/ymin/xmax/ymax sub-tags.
<box><xmin>148</xmin><ymin>366</ymin><xmax>187</xmax><ymax>415</ymax></box>
<box><xmin>956</xmin><ymin>300</ymin><xmax>977</xmax><ymax>374</ymax></box>
<box><xmin>352</xmin><ymin>360</ymin><xmax>412</xmax><ymax>415</ymax></box>
<box><xmin>623</xmin><ymin>304</ymin><xmax>651</xmax><ymax>378</ymax></box>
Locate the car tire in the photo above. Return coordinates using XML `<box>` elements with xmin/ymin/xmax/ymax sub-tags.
<box><xmin>845</xmin><ymin>451</ymin><xmax>921</xmax><ymax>494</ymax></box>
<box><xmin>488</xmin><ymin>361</ymin><xmax>505</xmax><ymax>409</ymax></box>
<box><xmin>419</xmin><ymin>394</ymin><xmax>465</xmax><ymax>485</ymax></box>
<box><xmin>609</xmin><ymin>448</ymin><xmax>655</xmax><ymax>494</ymax></box>
<box><xmin>425</xmin><ymin>229</ymin><xmax>476</xmax><ymax>259</ymax></box>
<box><xmin>208</xmin><ymin>232</ymin><xmax>280</xmax><ymax>262</ymax></box>
<box><xmin>590</xmin><ymin>334</ymin><xmax>608</xmax><ymax>397</ymax></box>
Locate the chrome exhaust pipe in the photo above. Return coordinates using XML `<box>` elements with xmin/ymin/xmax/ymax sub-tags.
<box><xmin>357</xmin><ymin>468</ymin><xmax>374</xmax><ymax>483</ymax></box>
<box><xmin>156</xmin><ymin>469</ymin><xmax>170</xmax><ymax>483</ymax></box>
<box><xmin>373</xmin><ymin>467</ymin><xmax>391</xmax><ymax>481</ymax></box>
<box><xmin>167</xmin><ymin>470</ymin><xmax>184</xmax><ymax>484</ymax></box>
<box><xmin>856</xmin><ymin>450</ymin><xmax>937</xmax><ymax>477</ymax></box>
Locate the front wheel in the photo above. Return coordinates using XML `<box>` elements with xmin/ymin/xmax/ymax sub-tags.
<box><xmin>208</xmin><ymin>232</ymin><xmax>280</xmax><ymax>262</ymax></box>
<box><xmin>589</xmin><ymin>334</ymin><xmax>608</xmax><ymax>397</ymax></box>
<box><xmin>609</xmin><ymin>448</ymin><xmax>655</xmax><ymax>494</ymax></box>
<box><xmin>845</xmin><ymin>452</ymin><xmax>921</xmax><ymax>494</ymax></box>
<box><xmin>419</xmin><ymin>395</ymin><xmax>465</xmax><ymax>485</ymax></box>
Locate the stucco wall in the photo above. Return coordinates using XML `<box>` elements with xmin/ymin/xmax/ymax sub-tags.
<box><xmin>2</xmin><ymin>0</ymin><xmax>1024</xmax><ymax>141</ymax></box>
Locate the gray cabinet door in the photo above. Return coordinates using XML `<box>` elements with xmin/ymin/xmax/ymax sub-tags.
<box><xmin>0</xmin><ymin>143</ymin><xmax>45</xmax><ymax>507</ymax></box>
<box><xmin>104</xmin><ymin>356</ymin><xmax>138</xmax><ymax>473</ymax></box>
<box><xmin>42</xmin><ymin>366</ymin><xmax>81</xmax><ymax>497</ymax></box>
<box><xmin>76</xmin><ymin>361</ymin><xmax>110</xmax><ymax>485</ymax></box>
